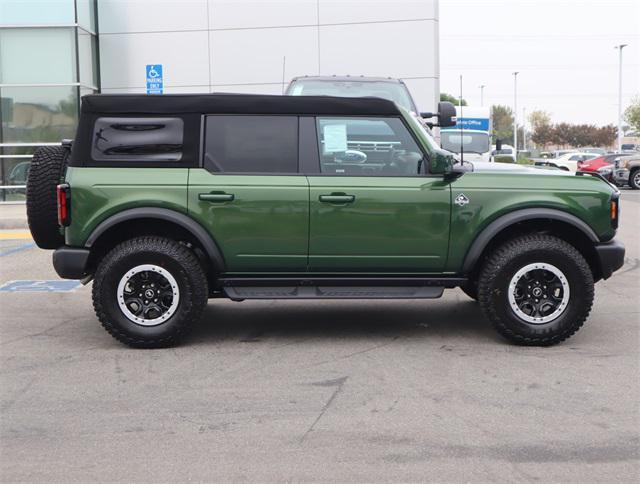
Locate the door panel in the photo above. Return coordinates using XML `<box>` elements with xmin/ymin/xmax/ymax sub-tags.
<box><xmin>308</xmin><ymin>176</ymin><xmax>451</xmax><ymax>272</ymax></box>
<box><xmin>188</xmin><ymin>169</ymin><xmax>309</xmax><ymax>272</ymax></box>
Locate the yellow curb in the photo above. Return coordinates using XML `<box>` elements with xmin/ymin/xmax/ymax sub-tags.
<box><xmin>0</xmin><ymin>231</ymin><xmax>33</xmax><ymax>240</ymax></box>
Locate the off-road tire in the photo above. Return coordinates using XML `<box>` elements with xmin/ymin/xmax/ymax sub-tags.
<box><xmin>629</xmin><ymin>168</ymin><xmax>640</xmax><ymax>190</ymax></box>
<box><xmin>477</xmin><ymin>234</ymin><xmax>594</xmax><ymax>346</ymax></box>
<box><xmin>92</xmin><ymin>236</ymin><xmax>208</xmax><ymax>348</ymax></box>
<box><xmin>26</xmin><ymin>146</ymin><xmax>69</xmax><ymax>249</ymax></box>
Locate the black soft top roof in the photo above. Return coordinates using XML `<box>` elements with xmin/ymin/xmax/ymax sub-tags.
<box><xmin>81</xmin><ymin>93</ymin><xmax>401</xmax><ymax>116</ymax></box>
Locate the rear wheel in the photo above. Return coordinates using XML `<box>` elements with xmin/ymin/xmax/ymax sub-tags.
<box><xmin>26</xmin><ymin>146</ymin><xmax>69</xmax><ymax>249</ymax></box>
<box><xmin>477</xmin><ymin>234</ymin><xmax>594</xmax><ymax>346</ymax></box>
<box><xmin>92</xmin><ymin>236</ymin><xmax>208</xmax><ymax>348</ymax></box>
<box><xmin>629</xmin><ymin>169</ymin><xmax>640</xmax><ymax>190</ymax></box>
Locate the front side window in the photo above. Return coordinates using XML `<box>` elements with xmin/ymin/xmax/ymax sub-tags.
<box><xmin>204</xmin><ymin>116</ymin><xmax>298</xmax><ymax>173</ymax></box>
<box><xmin>316</xmin><ymin>117</ymin><xmax>426</xmax><ymax>176</ymax></box>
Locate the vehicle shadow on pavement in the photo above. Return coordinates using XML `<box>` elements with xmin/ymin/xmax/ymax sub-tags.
<box><xmin>186</xmin><ymin>296</ymin><xmax>502</xmax><ymax>346</ymax></box>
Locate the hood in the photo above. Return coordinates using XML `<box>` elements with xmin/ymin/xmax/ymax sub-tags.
<box><xmin>469</xmin><ymin>161</ymin><xmax>567</xmax><ymax>176</ymax></box>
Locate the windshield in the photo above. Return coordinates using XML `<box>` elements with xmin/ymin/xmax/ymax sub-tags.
<box><xmin>441</xmin><ymin>131</ymin><xmax>490</xmax><ymax>154</ymax></box>
<box><xmin>288</xmin><ymin>80</ymin><xmax>416</xmax><ymax>112</ymax></box>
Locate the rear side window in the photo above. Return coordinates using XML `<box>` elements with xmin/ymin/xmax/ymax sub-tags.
<box><xmin>91</xmin><ymin>117</ymin><xmax>183</xmax><ymax>162</ymax></box>
<box><xmin>204</xmin><ymin>115</ymin><xmax>298</xmax><ymax>173</ymax></box>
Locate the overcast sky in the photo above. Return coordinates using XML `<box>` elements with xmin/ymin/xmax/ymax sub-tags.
<box><xmin>439</xmin><ymin>0</ymin><xmax>640</xmax><ymax>126</ymax></box>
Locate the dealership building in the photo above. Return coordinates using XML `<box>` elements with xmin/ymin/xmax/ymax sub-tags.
<box><xmin>0</xmin><ymin>0</ymin><xmax>440</xmax><ymax>202</ymax></box>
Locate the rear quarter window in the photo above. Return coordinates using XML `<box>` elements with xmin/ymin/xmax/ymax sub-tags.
<box><xmin>91</xmin><ymin>117</ymin><xmax>183</xmax><ymax>162</ymax></box>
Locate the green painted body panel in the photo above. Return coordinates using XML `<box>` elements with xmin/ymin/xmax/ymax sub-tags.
<box><xmin>445</xmin><ymin>172</ymin><xmax>616</xmax><ymax>271</ymax></box>
<box><xmin>187</xmin><ymin>168</ymin><xmax>309</xmax><ymax>272</ymax></box>
<box><xmin>307</xmin><ymin>176</ymin><xmax>450</xmax><ymax>272</ymax></box>
<box><xmin>63</xmin><ymin>112</ymin><xmax>617</xmax><ymax>278</ymax></box>
<box><xmin>65</xmin><ymin>167</ymin><xmax>189</xmax><ymax>247</ymax></box>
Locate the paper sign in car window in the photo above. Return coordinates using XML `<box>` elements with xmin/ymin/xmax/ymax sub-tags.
<box><xmin>323</xmin><ymin>124</ymin><xmax>348</xmax><ymax>153</ymax></box>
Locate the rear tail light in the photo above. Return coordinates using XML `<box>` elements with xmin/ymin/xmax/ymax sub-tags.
<box><xmin>57</xmin><ymin>183</ymin><xmax>71</xmax><ymax>226</ymax></box>
<box><xmin>610</xmin><ymin>193</ymin><xmax>619</xmax><ymax>229</ymax></box>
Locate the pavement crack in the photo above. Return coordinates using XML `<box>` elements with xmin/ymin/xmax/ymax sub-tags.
<box><xmin>300</xmin><ymin>376</ymin><xmax>348</xmax><ymax>443</ymax></box>
<box><xmin>305</xmin><ymin>337</ymin><xmax>398</xmax><ymax>368</ymax></box>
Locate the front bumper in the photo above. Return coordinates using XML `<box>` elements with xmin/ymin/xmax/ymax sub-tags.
<box><xmin>612</xmin><ymin>168</ymin><xmax>629</xmax><ymax>185</ymax></box>
<box><xmin>595</xmin><ymin>239</ymin><xmax>625</xmax><ymax>280</ymax></box>
<box><xmin>53</xmin><ymin>246</ymin><xmax>90</xmax><ymax>279</ymax></box>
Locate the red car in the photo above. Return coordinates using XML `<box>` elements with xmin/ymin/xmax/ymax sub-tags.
<box><xmin>578</xmin><ymin>153</ymin><xmax>630</xmax><ymax>172</ymax></box>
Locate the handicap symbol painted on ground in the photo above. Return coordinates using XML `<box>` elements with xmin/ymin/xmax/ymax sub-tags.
<box><xmin>0</xmin><ymin>280</ymin><xmax>82</xmax><ymax>293</ymax></box>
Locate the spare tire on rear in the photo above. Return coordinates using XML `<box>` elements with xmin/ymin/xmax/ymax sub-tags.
<box><xmin>26</xmin><ymin>146</ymin><xmax>69</xmax><ymax>249</ymax></box>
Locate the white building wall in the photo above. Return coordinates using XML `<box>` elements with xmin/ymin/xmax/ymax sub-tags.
<box><xmin>98</xmin><ymin>0</ymin><xmax>439</xmax><ymax>111</ymax></box>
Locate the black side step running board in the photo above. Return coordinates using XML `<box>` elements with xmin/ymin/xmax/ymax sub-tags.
<box><xmin>218</xmin><ymin>277</ymin><xmax>466</xmax><ymax>300</ymax></box>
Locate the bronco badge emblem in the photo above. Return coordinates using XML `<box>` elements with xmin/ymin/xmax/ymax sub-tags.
<box><xmin>454</xmin><ymin>193</ymin><xmax>470</xmax><ymax>207</ymax></box>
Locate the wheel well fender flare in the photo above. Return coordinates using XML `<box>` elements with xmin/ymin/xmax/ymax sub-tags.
<box><xmin>461</xmin><ymin>208</ymin><xmax>599</xmax><ymax>274</ymax></box>
<box><xmin>85</xmin><ymin>207</ymin><xmax>225</xmax><ymax>271</ymax></box>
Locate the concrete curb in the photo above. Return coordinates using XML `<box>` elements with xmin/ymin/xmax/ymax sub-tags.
<box><xmin>0</xmin><ymin>219</ymin><xmax>29</xmax><ymax>230</ymax></box>
<box><xmin>0</xmin><ymin>204</ymin><xmax>28</xmax><ymax>230</ymax></box>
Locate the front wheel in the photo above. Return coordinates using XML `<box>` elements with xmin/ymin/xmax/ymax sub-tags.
<box><xmin>629</xmin><ymin>169</ymin><xmax>640</xmax><ymax>190</ymax></box>
<box><xmin>92</xmin><ymin>236</ymin><xmax>208</xmax><ymax>348</ymax></box>
<box><xmin>477</xmin><ymin>234</ymin><xmax>594</xmax><ymax>346</ymax></box>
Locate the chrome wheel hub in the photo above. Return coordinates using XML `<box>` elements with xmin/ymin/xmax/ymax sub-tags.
<box><xmin>508</xmin><ymin>263</ymin><xmax>570</xmax><ymax>324</ymax></box>
<box><xmin>117</xmin><ymin>264</ymin><xmax>180</xmax><ymax>326</ymax></box>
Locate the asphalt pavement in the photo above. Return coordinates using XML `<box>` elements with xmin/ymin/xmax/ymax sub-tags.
<box><xmin>1</xmin><ymin>191</ymin><xmax>639</xmax><ymax>482</ymax></box>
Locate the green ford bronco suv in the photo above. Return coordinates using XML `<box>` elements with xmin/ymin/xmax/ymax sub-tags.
<box><xmin>26</xmin><ymin>94</ymin><xmax>624</xmax><ymax>348</ymax></box>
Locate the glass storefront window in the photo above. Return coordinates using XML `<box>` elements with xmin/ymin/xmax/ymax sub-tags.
<box><xmin>0</xmin><ymin>0</ymin><xmax>75</xmax><ymax>26</ymax></box>
<box><xmin>78</xmin><ymin>28</ymin><xmax>98</xmax><ymax>87</ymax></box>
<box><xmin>76</xmin><ymin>0</ymin><xmax>96</xmax><ymax>32</ymax></box>
<box><xmin>0</xmin><ymin>85</ymin><xmax>78</xmax><ymax>143</ymax></box>
<box><xmin>0</xmin><ymin>28</ymin><xmax>76</xmax><ymax>84</ymax></box>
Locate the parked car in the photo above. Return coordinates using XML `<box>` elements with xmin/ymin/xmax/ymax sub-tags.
<box><xmin>552</xmin><ymin>149</ymin><xmax>577</xmax><ymax>158</ymax></box>
<box><xmin>286</xmin><ymin>75</ymin><xmax>421</xmax><ymax>114</ymax></box>
<box><xmin>491</xmin><ymin>144</ymin><xmax>516</xmax><ymax>163</ymax></box>
<box><xmin>25</xmin><ymin>93</ymin><xmax>624</xmax><ymax>348</ymax></box>
<box><xmin>578</xmin><ymin>153</ymin><xmax>632</xmax><ymax>177</ymax></box>
<box><xmin>581</xmin><ymin>147</ymin><xmax>607</xmax><ymax>156</ymax></box>
<box><xmin>536</xmin><ymin>152</ymin><xmax>599</xmax><ymax>172</ymax></box>
<box><xmin>7</xmin><ymin>161</ymin><xmax>30</xmax><ymax>193</ymax></box>
<box><xmin>612</xmin><ymin>155</ymin><xmax>640</xmax><ymax>189</ymax></box>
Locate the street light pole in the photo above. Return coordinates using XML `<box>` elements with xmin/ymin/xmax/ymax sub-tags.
<box><xmin>615</xmin><ymin>44</ymin><xmax>627</xmax><ymax>152</ymax></box>
<box><xmin>523</xmin><ymin>107</ymin><xmax>527</xmax><ymax>152</ymax></box>
<box><xmin>513</xmin><ymin>72</ymin><xmax>519</xmax><ymax>155</ymax></box>
<box><xmin>479</xmin><ymin>84</ymin><xmax>485</xmax><ymax>106</ymax></box>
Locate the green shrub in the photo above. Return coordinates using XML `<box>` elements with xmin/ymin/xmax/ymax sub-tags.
<box><xmin>494</xmin><ymin>155</ymin><xmax>515</xmax><ymax>163</ymax></box>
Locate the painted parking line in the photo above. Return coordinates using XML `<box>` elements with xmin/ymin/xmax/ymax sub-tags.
<box><xmin>0</xmin><ymin>231</ymin><xmax>32</xmax><ymax>240</ymax></box>
<box><xmin>0</xmin><ymin>280</ymin><xmax>82</xmax><ymax>293</ymax></box>
<box><xmin>0</xmin><ymin>242</ymin><xmax>36</xmax><ymax>257</ymax></box>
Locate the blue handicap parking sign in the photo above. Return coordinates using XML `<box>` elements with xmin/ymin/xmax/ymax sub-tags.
<box><xmin>0</xmin><ymin>280</ymin><xmax>82</xmax><ymax>293</ymax></box>
<box><xmin>146</xmin><ymin>64</ymin><xmax>163</xmax><ymax>94</ymax></box>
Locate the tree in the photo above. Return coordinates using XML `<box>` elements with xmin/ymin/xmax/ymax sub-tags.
<box><xmin>529</xmin><ymin>110</ymin><xmax>553</xmax><ymax>148</ymax></box>
<box><xmin>624</xmin><ymin>96</ymin><xmax>640</xmax><ymax>134</ymax></box>
<box><xmin>440</xmin><ymin>93</ymin><xmax>467</xmax><ymax>106</ymax></box>
<box><xmin>491</xmin><ymin>105</ymin><xmax>513</xmax><ymax>145</ymax></box>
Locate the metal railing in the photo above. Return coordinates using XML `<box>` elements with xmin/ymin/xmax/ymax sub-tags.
<box><xmin>0</xmin><ymin>142</ymin><xmax>62</xmax><ymax>204</ymax></box>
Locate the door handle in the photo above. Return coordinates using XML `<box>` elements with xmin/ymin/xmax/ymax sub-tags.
<box><xmin>199</xmin><ymin>192</ymin><xmax>235</xmax><ymax>202</ymax></box>
<box><xmin>319</xmin><ymin>193</ymin><xmax>355</xmax><ymax>204</ymax></box>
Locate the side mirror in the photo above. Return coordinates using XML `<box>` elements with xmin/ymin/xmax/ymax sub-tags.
<box><xmin>437</xmin><ymin>101</ymin><xmax>457</xmax><ymax>128</ymax></box>
<box><xmin>420</xmin><ymin>101</ymin><xmax>457</xmax><ymax>128</ymax></box>
<box><xmin>496</xmin><ymin>139</ymin><xmax>503</xmax><ymax>151</ymax></box>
